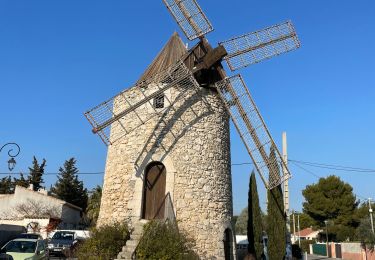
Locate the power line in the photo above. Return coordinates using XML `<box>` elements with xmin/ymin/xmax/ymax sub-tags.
<box><xmin>289</xmin><ymin>160</ymin><xmax>368</xmax><ymax>201</ymax></box>
<box><xmin>0</xmin><ymin>158</ymin><xmax>374</xmax><ymax>176</ymax></box>
<box><xmin>289</xmin><ymin>161</ymin><xmax>322</xmax><ymax>179</ymax></box>
<box><xmin>289</xmin><ymin>159</ymin><xmax>375</xmax><ymax>173</ymax></box>
<box><xmin>231</xmin><ymin>162</ymin><xmax>254</xmax><ymax>166</ymax></box>
<box><xmin>0</xmin><ymin>172</ymin><xmax>104</xmax><ymax>175</ymax></box>
<box><xmin>233</xmin><ymin>158</ymin><xmax>375</xmax><ymax>174</ymax></box>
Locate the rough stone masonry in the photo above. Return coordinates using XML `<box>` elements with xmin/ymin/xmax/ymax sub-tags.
<box><xmin>97</xmin><ymin>33</ymin><xmax>236</xmax><ymax>259</ymax></box>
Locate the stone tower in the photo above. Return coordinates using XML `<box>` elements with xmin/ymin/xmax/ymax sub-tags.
<box><xmin>97</xmin><ymin>33</ymin><xmax>236</xmax><ymax>259</ymax></box>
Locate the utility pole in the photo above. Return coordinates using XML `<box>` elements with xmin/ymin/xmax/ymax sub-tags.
<box><xmin>325</xmin><ymin>220</ymin><xmax>329</xmax><ymax>257</ymax></box>
<box><xmin>283</xmin><ymin>132</ymin><xmax>292</xmax><ymax>259</ymax></box>
<box><xmin>282</xmin><ymin>132</ymin><xmax>290</xmax><ymax>226</ymax></box>
<box><xmin>292</xmin><ymin>211</ymin><xmax>296</xmax><ymax>244</ymax></box>
<box><xmin>297</xmin><ymin>213</ymin><xmax>301</xmax><ymax>247</ymax></box>
<box><xmin>369</xmin><ymin>198</ymin><xmax>374</xmax><ymax>234</ymax></box>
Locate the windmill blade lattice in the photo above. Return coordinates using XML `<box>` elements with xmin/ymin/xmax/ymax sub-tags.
<box><xmin>162</xmin><ymin>0</ymin><xmax>214</xmax><ymax>41</ymax></box>
<box><xmin>216</xmin><ymin>75</ymin><xmax>291</xmax><ymax>189</ymax></box>
<box><xmin>84</xmin><ymin>61</ymin><xmax>200</xmax><ymax>145</ymax></box>
<box><xmin>220</xmin><ymin>21</ymin><xmax>300</xmax><ymax>71</ymax></box>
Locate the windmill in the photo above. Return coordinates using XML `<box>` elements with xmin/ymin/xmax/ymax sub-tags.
<box><xmin>85</xmin><ymin>0</ymin><xmax>300</xmax><ymax>190</ymax></box>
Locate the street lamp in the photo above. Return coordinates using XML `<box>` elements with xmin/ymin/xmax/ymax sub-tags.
<box><xmin>0</xmin><ymin>143</ymin><xmax>21</xmax><ymax>171</ymax></box>
<box><xmin>324</xmin><ymin>220</ymin><xmax>329</xmax><ymax>257</ymax></box>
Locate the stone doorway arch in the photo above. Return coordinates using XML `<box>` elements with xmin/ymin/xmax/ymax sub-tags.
<box><xmin>142</xmin><ymin>162</ymin><xmax>166</xmax><ymax>220</ymax></box>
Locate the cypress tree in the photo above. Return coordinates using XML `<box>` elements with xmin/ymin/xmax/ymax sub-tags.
<box><xmin>267</xmin><ymin>147</ymin><xmax>286</xmax><ymax>260</ymax></box>
<box><xmin>50</xmin><ymin>158</ymin><xmax>88</xmax><ymax>211</ymax></box>
<box><xmin>247</xmin><ymin>171</ymin><xmax>263</xmax><ymax>259</ymax></box>
<box><xmin>28</xmin><ymin>156</ymin><xmax>46</xmax><ymax>191</ymax></box>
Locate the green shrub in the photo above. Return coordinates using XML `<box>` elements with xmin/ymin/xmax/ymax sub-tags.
<box><xmin>136</xmin><ymin>220</ymin><xmax>198</xmax><ymax>260</ymax></box>
<box><xmin>292</xmin><ymin>244</ymin><xmax>302</xmax><ymax>259</ymax></box>
<box><xmin>76</xmin><ymin>222</ymin><xmax>130</xmax><ymax>260</ymax></box>
<box><xmin>300</xmin><ymin>239</ymin><xmax>315</xmax><ymax>253</ymax></box>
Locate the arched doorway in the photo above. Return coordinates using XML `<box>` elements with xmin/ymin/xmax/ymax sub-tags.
<box><xmin>224</xmin><ymin>228</ymin><xmax>233</xmax><ymax>260</ymax></box>
<box><xmin>142</xmin><ymin>162</ymin><xmax>166</xmax><ymax>220</ymax></box>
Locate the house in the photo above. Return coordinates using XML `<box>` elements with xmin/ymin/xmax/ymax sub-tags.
<box><xmin>236</xmin><ymin>235</ymin><xmax>249</xmax><ymax>259</ymax></box>
<box><xmin>0</xmin><ymin>185</ymin><xmax>82</xmax><ymax>238</ymax></box>
<box><xmin>291</xmin><ymin>227</ymin><xmax>321</xmax><ymax>244</ymax></box>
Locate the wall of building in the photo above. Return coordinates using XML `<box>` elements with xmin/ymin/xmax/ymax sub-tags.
<box><xmin>312</xmin><ymin>242</ymin><xmax>375</xmax><ymax>260</ymax></box>
<box><xmin>0</xmin><ymin>224</ymin><xmax>25</xmax><ymax>247</ymax></box>
<box><xmin>98</xmin><ymin>78</ymin><xmax>235</xmax><ymax>258</ymax></box>
<box><xmin>61</xmin><ymin>205</ymin><xmax>81</xmax><ymax>228</ymax></box>
<box><xmin>0</xmin><ymin>186</ymin><xmax>62</xmax><ymax>219</ymax></box>
<box><xmin>340</xmin><ymin>243</ymin><xmax>375</xmax><ymax>260</ymax></box>
<box><xmin>0</xmin><ymin>186</ymin><xmax>81</xmax><ymax>229</ymax></box>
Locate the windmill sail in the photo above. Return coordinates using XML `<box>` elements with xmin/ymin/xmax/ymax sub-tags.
<box><xmin>162</xmin><ymin>0</ymin><xmax>214</xmax><ymax>41</ymax></box>
<box><xmin>220</xmin><ymin>21</ymin><xmax>300</xmax><ymax>71</ymax></box>
<box><xmin>215</xmin><ymin>75</ymin><xmax>291</xmax><ymax>189</ymax></box>
<box><xmin>84</xmin><ymin>61</ymin><xmax>199</xmax><ymax>145</ymax></box>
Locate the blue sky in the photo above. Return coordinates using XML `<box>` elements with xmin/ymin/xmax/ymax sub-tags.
<box><xmin>1</xmin><ymin>0</ymin><xmax>374</xmax><ymax>215</ymax></box>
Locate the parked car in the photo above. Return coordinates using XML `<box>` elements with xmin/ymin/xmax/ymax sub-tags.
<box><xmin>16</xmin><ymin>233</ymin><xmax>43</xmax><ymax>240</ymax></box>
<box><xmin>0</xmin><ymin>238</ymin><xmax>48</xmax><ymax>260</ymax></box>
<box><xmin>47</xmin><ymin>231</ymin><xmax>77</xmax><ymax>257</ymax></box>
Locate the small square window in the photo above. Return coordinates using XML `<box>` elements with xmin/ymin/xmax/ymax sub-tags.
<box><xmin>154</xmin><ymin>94</ymin><xmax>164</xmax><ymax>109</ymax></box>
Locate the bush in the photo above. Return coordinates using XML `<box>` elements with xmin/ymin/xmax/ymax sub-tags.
<box><xmin>75</xmin><ymin>222</ymin><xmax>130</xmax><ymax>260</ymax></box>
<box><xmin>292</xmin><ymin>244</ymin><xmax>302</xmax><ymax>260</ymax></box>
<box><xmin>300</xmin><ymin>239</ymin><xmax>315</xmax><ymax>253</ymax></box>
<box><xmin>136</xmin><ymin>220</ymin><xmax>198</xmax><ymax>260</ymax></box>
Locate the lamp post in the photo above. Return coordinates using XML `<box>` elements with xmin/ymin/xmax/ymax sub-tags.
<box><xmin>297</xmin><ymin>213</ymin><xmax>301</xmax><ymax>248</ymax></box>
<box><xmin>324</xmin><ymin>220</ymin><xmax>329</xmax><ymax>257</ymax></box>
<box><xmin>369</xmin><ymin>198</ymin><xmax>374</xmax><ymax>234</ymax></box>
<box><xmin>0</xmin><ymin>143</ymin><xmax>21</xmax><ymax>171</ymax></box>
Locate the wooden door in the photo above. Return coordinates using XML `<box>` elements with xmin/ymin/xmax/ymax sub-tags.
<box><xmin>142</xmin><ymin>163</ymin><xmax>166</xmax><ymax>220</ymax></box>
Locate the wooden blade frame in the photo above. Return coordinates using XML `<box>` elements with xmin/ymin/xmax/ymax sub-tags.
<box><xmin>215</xmin><ymin>75</ymin><xmax>291</xmax><ymax>189</ymax></box>
<box><xmin>162</xmin><ymin>0</ymin><xmax>213</xmax><ymax>41</ymax></box>
<box><xmin>220</xmin><ymin>21</ymin><xmax>300</xmax><ymax>71</ymax></box>
<box><xmin>84</xmin><ymin>61</ymin><xmax>199</xmax><ymax>145</ymax></box>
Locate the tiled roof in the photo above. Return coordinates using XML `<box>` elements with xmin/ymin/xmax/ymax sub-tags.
<box><xmin>294</xmin><ymin>227</ymin><xmax>318</xmax><ymax>237</ymax></box>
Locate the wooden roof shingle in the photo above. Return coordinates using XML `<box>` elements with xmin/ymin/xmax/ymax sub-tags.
<box><xmin>137</xmin><ymin>32</ymin><xmax>187</xmax><ymax>84</ymax></box>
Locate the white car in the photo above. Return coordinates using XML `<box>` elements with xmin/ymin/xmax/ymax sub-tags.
<box><xmin>0</xmin><ymin>238</ymin><xmax>48</xmax><ymax>260</ymax></box>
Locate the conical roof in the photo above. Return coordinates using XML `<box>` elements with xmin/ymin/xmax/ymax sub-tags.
<box><xmin>137</xmin><ymin>32</ymin><xmax>187</xmax><ymax>83</ymax></box>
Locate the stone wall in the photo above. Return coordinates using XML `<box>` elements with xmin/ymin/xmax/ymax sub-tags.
<box><xmin>98</xmin><ymin>79</ymin><xmax>235</xmax><ymax>259</ymax></box>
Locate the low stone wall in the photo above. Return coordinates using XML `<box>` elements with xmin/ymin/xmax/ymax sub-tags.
<box><xmin>320</xmin><ymin>242</ymin><xmax>375</xmax><ymax>260</ymax></box>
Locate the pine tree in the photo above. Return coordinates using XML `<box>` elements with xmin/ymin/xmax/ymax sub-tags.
<box><xmin>302</xmin><ymin>175</ymin><xmax>359</xmax><ymax>241</ymax></box>
<box><xmin>247</xmin><ymin>171</ymin><xmax>263</xmax><ymax>259</ymax></box>
<box><xmin>267</xmin><ymin>147</ymin><xmax>286</xmax><ymax>260</ymax></box>
<box><xmin>13</xmin><ymin>173</ymin><xmax>29</xmax><ymax>188</ymax></box>
<box><xmin>50</xmin><ymin>158</ymin><xmax>88</xmax><ymax>211</ymax></box>
<box><xmin>28</xmin><ymin>156</ymin><xmax>46</xmax><ymax>191</ymax></box>
<box><xmin>0</xmin><ymin>176</ymin><xmax>13</xmax><ymax>194</ymax></box>
<box><xmin>86</xmin><ymin>186</ymin><xmax>102</xmax><ymax>226</ymax></box>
